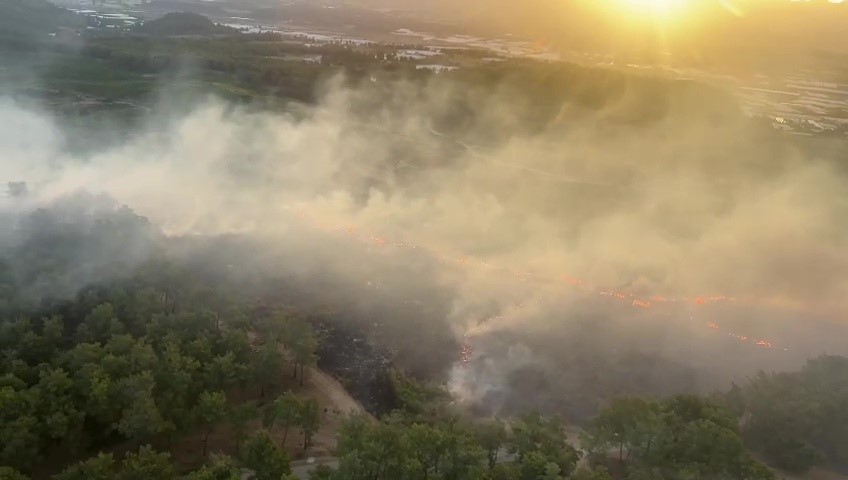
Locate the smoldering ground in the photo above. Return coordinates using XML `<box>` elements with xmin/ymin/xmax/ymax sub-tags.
<box><xmin>2</xmin><ymin>68</ymin><xmax>848</xmax><ymax>420</ymax></box>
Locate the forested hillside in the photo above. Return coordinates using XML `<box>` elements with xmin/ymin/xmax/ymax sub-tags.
<box><xmin>0</xmin><ymin>197</ymin><xmax>322</xmax><ymax>477</ymax></box>
<box><xmin>2</xmin><ymin>193</ymin><xmax>845</xmax><ymax>480</ymax></box>
<box><xmin>138</xmin><ymin>12</ymin><xmax>238</xmax><ymax>37</ymax></box>
<box><xmin>0</xmin><ymin>0</ymin><xmax>83</xmax><ymax>35</ymax></box>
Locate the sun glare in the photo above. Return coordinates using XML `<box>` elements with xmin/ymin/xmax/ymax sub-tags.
<box><xmin>617</xmin><ymin>0</ymin><xmax>690</xmax><ymax>20</ymax></box>
<box><xmin>623</xmin><ymin>0</ymin><xmax>685</xmax><ymax>14</ymax></box>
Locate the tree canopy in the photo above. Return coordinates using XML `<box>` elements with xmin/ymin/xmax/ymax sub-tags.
<box><xmin>0</xmin><ymin>196</ymin><xmax>842</xmax><ymax>480</ymax></box>
<box><xmin>723</xmin><ymin>355</ymin><xmax>848</xmax><ymax>473</ymax></box>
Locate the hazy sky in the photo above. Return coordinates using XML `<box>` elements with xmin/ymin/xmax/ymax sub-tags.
<box><xmin>363</xmin><ymin>0</ymin><xmax>847</xmax><ymax>64</ymax></box>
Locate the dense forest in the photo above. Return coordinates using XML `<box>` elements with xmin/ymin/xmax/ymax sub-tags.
<box><xmin>0</xmin><ymin>197</ymin><xmax>320</xmax><ymax>477</ymax></box>
<box><xmin>1</xmin><ymin>191</ymin><xmax>846</xmax><ymax>480</ymax></box>
<box><xmin>725</xmin><ymin>356</ymin><xmax>848</xmax><ymax>473</ymax></box>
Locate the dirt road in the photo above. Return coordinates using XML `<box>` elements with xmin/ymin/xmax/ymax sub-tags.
<box><xmin>307</xmin><ymin>366</ymin><xmax>370</xmax><ymax>417</ymax></box>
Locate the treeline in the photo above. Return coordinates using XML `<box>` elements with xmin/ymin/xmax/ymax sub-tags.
<box><xmin>79</xmin><ymin>35</ymin><xmax>333</xmax><ymax>102</ymax></box>
<box><xmin>725</xmin><ymin>355</ymin><xmax>848</xmax><ymax>473</ymax></box>
<box><xmin>1</xmin><ymin>201</ymin><xmax>842</xmax><ymax>480</ymax></box>
<box><xmin>0</xmin><ymin>262</ymin><xmax>319</xmax><ymax>473</ymax></box>
<box><xmin>1</xmin><ymin>374</ymin><xmax>322</xmax><ymax>480</ymax></box>
<box><xmin>582</xmin><ymin>396</ymin><xmax>774</xmax><ymax>480</ymax></box>
<box><xmin>2</xmin><ymin>437</ymin><xmax>296</xmax><ymax>480</ymax></box>
<box><xmin>3</xmin><ymin>390</ymin><xmax>775</xmax><ymax>480</ymax></box>
<box><xmin>304</xmin><ymin>393</ymin><xmax>775</xmax><ymax>480</ymax></box>
<box><xmin>71</xmin><ymin>28</ymin><xmax>744</xmax><ymax>124</ymax></box>
<box><xmin>268</xmin><ymin>360</ymin><xmax>775</xmax><ymax>480</ymax></box>
<box><xmin>0</xmin><ymin>199</ymin><xmax>323</xmax><ymax>476</ymax></box>
<box><xmin>0</xmin><ymin>195</ymin><xmax>159</xmax><ymax>311</ymax></box>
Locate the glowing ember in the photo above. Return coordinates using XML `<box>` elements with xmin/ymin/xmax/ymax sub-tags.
<box><xmin>459</xmin><ymin>342</ymin><xmax>473</xmax><ymax>366</ymax></box>
<box><xmin>293</xmin><ymin>209</ymin><xmax>783</xmax><ymax>352</ymax></box>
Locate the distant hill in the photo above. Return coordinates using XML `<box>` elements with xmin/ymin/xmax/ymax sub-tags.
<box><xmin>138</xmin><ymin>12</ymin><xmax>238</xmax><ymax>36</ymax></box>
<box><xmin>0</xmin><ymin>0</ymin><xmax>83</xmax><ymax>46</ymax></box>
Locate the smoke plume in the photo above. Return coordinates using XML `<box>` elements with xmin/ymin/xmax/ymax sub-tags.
<box><xmin>2</xmin><ymin>70</ymin><xmax>847</xmax><ymax>418</ymax></box>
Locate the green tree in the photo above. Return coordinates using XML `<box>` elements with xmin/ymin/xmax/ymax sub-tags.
<box><xmin>117</xmin><ymin>445</ymin><xmax>174</xmax><ymax>480</ymax></box>
<box><xmin>54</xmin><ymin>452</ymin><xmax>116</xmax><ymax>480</ymax></box>
<box><xmin>509</xmin><ymin>412</ymin><xmax>578</xmax><ymax>478</ymax></box>
<box><xmin>333</xmin><ymin>414</ymin><xmax>488</xmax><ymax>480</ymax></box>
<box><xmin>33</xmin><ymin>367</ymin><xmax>84</xmax><ymax>443</ymax></box>
<box><xmin>571</xmin><ymin>466</ymin><xmax>613</xmax><ymax>480</ymax></box>
<box><xmin>194</xmin><ymin>391</ymin><xmax>228</xmax><ymax>457</ymax></box>
<box><xmin>518</xmin><ymin>451</ymin><xmax>561</xmax><ymax>480</ymax></box>
<box><xmin>62</xmin><ymin>342</ymin><xmax>106</xmax><ymax>373</ymax></box>
<box><xmin>71</xmin><ymin>362</ymin><xmax>115</xmax><ymax>427</ymax></box>
<box><xmin>407</xmin><ymin>423</ymin><xmax>449</xmax><ymax>478</ymax></box>
<box><xmin>206</xmin><ymin>352</ymin><xmax>239</xmax><ymax>391</ymax></box>
<box><xmin>264</xmin><ymin>391</ymin><xmax>302</xmax><ymax>445</ymax></box>
<box><xmin>20</xmin><ymin>316</ymin><xmax>64</xmax><ymax>362</ymax></box>
<box><xmin>227</xmin><ymin>403</ymin><xmax>257</xmax><ymax>452</ymax></box>
<box><xmin>299</xmin><ymin>398</ymin><xmax>321</xmax><ymax>451</ymax></box>
<box><xmin>258</xmin><ymin>312</ymin><xmax>292</xmax><ymax>347</ymax></box>
<box><xmin>290</xmin><ymin>322</ymin><xmax>318</xmax><ymax>386</ymax></box>
<box><xmin>115</xmin><ymin>373</ymin><xmax>166</xmax><ymax>443</ymax></box>
<box><xmin>334</xmin><ymin>417</ymin><xmax>412</xmax><ymax>480</ymax></box>
<box><xmin>439</xmin><ymin>424</ymin><xmax>487</xmax><ymax>480</ymax></box>
<box><xmin>251</xmin><ymin>344</ymin><xmax>282</xmax><ymax>398</ymax></box>
<box><xmin>475</xmin><ymin>419</ymin><xmax>507</xmax><ymax>469</ymax></box>
<box><xmin>0</xmin><ymin>466</ymin><xmax>30</xmax><ymax>480</ymax></box>
<box><xmin>154</xmin><ymin>339</ymin><xmax>198</xmax><ymax>436</ymax></box>
<box><xmin>489</xmin><ymin>463</ymin><xmax>520</xmax><ymax>480</ymax></box>
<box><xmin>181</xmin><ymin>454</ymin><xmax>240</xmax><ymax>480</ymax></box>
<box><xmin>0</xmin><ymin>386</ymin><xmax>41</xmax><ymax>470</ymax></box>
<box><xmin>584</xmin><ymin>394</ymin><xmax>775</xmax><ymax>480</ymax></box>
<box><xmin>665</xmin><ymin>419</ymin><xmax>753</xmax><ymax>478</ymax></box>
<box><xmin>241</xmin><ymin>430</ymin><xmax>291</xmax><ymax>480</ymax></box>
<box><xmin>583</xmin><ymin>397</ymin><xmax>662</xmax><ymax>464</ymax></box>
<box><xmin>75</xmin><ymin>303</ymin><xmax>124</xmax><ymax>344</ymax></box>
<box><xmin>737</xmin><ymin>356</ymin><xmax>848</xmax><ymax>473</ymax></box>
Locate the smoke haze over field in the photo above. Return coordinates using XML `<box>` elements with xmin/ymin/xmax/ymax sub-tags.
<box><xmin>2</xmin><ymin>71</ymin><xmax>848</xmax><ymax>417</ymax></box>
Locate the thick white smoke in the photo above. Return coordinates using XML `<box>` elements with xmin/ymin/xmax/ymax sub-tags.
<box><xmin>2</xmin><ymin>73</ymin><xmax>847</xmax><ymax>416</ymax></box>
